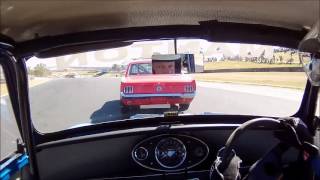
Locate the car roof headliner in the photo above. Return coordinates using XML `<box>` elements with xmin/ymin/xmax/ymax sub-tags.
<box><xmin>1</xmin><ymin>0</ymin><xmax>319</xmax><ymax>42</ymax></box>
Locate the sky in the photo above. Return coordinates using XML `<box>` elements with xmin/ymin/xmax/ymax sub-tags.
<box><xmin>27</xmin><ymin>39</ymin><xmax>279</xmax><ymax>70</ymax></box>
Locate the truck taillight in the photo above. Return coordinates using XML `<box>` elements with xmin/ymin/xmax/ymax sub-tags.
<box><xmin>123</xmin><ymin>86</ymin><xmax>134</xmax><ymax>94</ymax></box>
<box><xmin>184</xmin><ymin>84</ymin><xmax>194</xmax><ymax>93</ymax></box>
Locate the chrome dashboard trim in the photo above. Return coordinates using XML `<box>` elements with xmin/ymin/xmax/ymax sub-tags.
<box><xmin>154</xmin><ymin>137</ymin><xmax>187</xmax><ymax>169</ymax></box>
<box><xmin>37</xmin><ymin>124</ymin><xmax>240</xmax><ymax>149</ymax></box>
<box><xmin>134</xmin><ymin>147</ymin><xmax>149</xmax><ymax>161</ymax></box>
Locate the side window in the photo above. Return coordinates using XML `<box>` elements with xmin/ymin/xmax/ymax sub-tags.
<box><xmin>0</xmin><ymin>65</ymin><xmax>21</xmax><ymax>160</ymax></box>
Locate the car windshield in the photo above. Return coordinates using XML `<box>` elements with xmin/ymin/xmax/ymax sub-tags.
<box><xmin>26</xmin><ymin>39</ymin><xmax>308</xmax><ymax>133</ymax></box>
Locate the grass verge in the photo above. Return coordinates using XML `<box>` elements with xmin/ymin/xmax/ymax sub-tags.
<box><xmin>193</xmin><ymin>72</ymin><xmax>307</xmax><ymax>90</ymax></box>
<box><xmin>204</xmin><ymin>61</ymin><xmax>301</xmax><ymax>71</ymax></box>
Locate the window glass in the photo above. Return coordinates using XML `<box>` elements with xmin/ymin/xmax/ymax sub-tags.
<box><xmin>138</xmin><ymin>63</ymin><xmax>152</xmax><ymax>74</ymax></box>
<box><xmin>0</xmin><ymin>66</ymin><xmax>21</xmax><ymax>160</ymax></box>
<box><xmin>129</xmin><ymin>63</ymin><xmax>152</xmax><ymax>75</ymax></box>
<box><xmin>130</xmin><ymin>64</ymin><xmax>139</xmax><ymax>75</ymax></box>
<box><xmin>26</xmin><ymin>40</ymin><xmax>307</xmax><ymax>133</ymax></box>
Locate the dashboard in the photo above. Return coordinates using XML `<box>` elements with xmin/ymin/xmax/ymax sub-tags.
<box><xmin>132</xmin><ymin>134</ymin><xmax>209</xmax><ymax>171</ymax></box>
<box><xmin>35</xmin><ymin>125</ymin><xmax>285</xmax><ymax>180</ymax></box>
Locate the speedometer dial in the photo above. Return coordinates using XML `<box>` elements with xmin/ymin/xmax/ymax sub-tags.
<box><xmin>155</xmin><ymin>137</ymin><xmax>187</xmax><ymax>168</ymax></box>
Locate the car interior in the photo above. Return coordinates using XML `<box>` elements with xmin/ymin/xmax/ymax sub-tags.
<box><xmin>0</xmin><ymin>1</ymin><xmax>320</xmax><ymax>180</ymax></box>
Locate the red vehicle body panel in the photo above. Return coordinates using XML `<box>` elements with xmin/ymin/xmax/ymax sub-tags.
<box><xmin>120</xmin><ymin>60</ymin><xmax>196</xmax><ymax>106</ymax></box>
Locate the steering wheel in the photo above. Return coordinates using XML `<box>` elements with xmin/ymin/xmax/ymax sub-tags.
<box><xmin>221</xmin><ymin>118</ymin><xmax>281</xmax><ymax>167</ymax></box>
<box><xmin>210</xmin><ymin>117</ymin><xmax>317</xmax><ymax>180</ymax></box>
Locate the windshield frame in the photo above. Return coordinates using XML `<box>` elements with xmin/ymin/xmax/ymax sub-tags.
<box><xmin>24</xmin><ymin>44</ymin><xmax>310</xmax><ymax>134</ymax></box>
<box><xmin>9</xmin><ymin>23</ymin><xmax>317</xmax><ymax>144</ymax></box>
<box><xmin>26</xmin><ymin>43</ymin><xmax>309</xmax><ymax>132</ymax></box>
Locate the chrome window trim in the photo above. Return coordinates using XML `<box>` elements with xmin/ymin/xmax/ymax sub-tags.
<box><xmin>121</xmin><ymin>92</ymin><xmax>195</xmax><ymax>98</ymax></box>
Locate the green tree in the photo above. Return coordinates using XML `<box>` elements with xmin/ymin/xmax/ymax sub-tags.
<box><xmin>111</xmin><ymin>64</ymin><xmax>120</xmax><ymax>72</ymax></box>
<box><xmin>32</xmin><ymin>64</ymin><xmax>51</xmax><ymax>77</ymax></box>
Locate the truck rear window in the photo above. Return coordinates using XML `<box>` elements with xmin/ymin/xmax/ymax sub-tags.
<box><xmin>129</xmin><ymin>63</ymin><xmax>152</xmax><ymax>75</ymax></box>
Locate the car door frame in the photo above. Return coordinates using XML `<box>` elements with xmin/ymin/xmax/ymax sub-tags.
<box><xmin>0</xmin><ymin>39</ymin><xmax>39</xmax><ymax>179</ymax></box>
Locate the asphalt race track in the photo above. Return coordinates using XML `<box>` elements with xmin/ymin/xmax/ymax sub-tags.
<box><xmin>1</xmin><ymin>77</ymin><xmax>303</xmax><ymax>158</ymax></box>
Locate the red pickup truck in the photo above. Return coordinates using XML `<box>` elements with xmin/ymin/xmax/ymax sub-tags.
<box><xmin>120</xmin><ymin>60</ymin><xmax>196</xmax><ymax>112</ymax></box>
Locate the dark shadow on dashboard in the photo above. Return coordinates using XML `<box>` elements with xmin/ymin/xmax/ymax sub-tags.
<box><xmin>90</xmin><ymin>100</ymin><xmax>127</xmax><ymax>124</ymax></box>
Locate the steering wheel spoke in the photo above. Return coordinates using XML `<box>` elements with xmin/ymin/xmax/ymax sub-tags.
<box><xmin>210</xmin><ymin>117</ymin><xmax>315</xmax><ymax>180</ymax></box>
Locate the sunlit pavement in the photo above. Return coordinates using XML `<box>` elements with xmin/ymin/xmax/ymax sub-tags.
<box><xmin>0</xmin><ymin>77</ymin><xmax>303</xmax><ymax>158</ymax></box>
<box><xmin>196</xmin><ymin>82</ymin><xmax>303</xmax><ymax>101</ymax></box>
